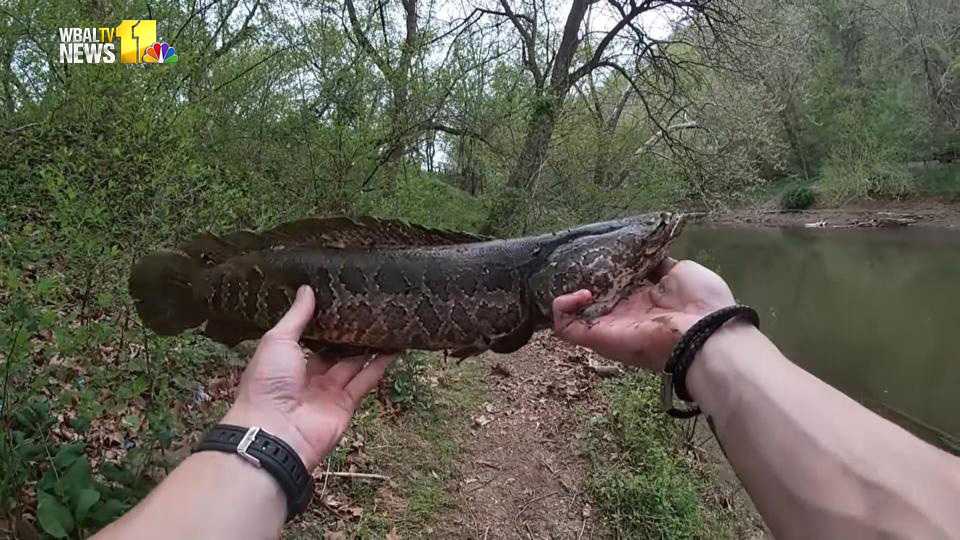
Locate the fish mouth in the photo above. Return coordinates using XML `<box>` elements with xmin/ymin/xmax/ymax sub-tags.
<box><xmin>642</xmin><ymin>212</ymin><xmax>685</xmax><ymax>255</ymax></box>
<box><xmin>659</xmin><ymin>212</ymin><xmax>684</xmax><ymax>237</ymax></box>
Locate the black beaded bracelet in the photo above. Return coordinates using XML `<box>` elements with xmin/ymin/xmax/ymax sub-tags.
<box><xmin>661</xmin><ymin>305</ymin><xmax>760</xmax><ymax>419</ymax></box>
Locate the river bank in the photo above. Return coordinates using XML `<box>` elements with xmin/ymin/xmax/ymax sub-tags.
<box><xmin>704</xmin><ymin>198</ymin><xmax>960</xmax><ymax>230</ymax></box>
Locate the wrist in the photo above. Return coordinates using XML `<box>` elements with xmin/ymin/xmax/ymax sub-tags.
<box><xmin>187</xmin><ymin>450</ymin><xmax>287</xmax><ymax>504</ymax></box>
<box><xmin>221</xmin><ymin>404</ymin><xmax>323</xmax><ymax>470</ymax></box>
<box><xmin>684</xmin><ymin>320</ymin><xmax>765</xmax><ymax>411</ymax></box>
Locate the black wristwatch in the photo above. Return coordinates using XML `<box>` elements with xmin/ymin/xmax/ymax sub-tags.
<box><xmin>193</xmin><ymin>424</ymin><xmax>314</xmax><ymax>520</ymax></box>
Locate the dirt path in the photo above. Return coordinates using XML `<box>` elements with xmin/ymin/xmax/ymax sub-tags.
<box><xmin>435</xmin><ymin>333</ymin><xmax>608</xmax><ymax>538</ymax></box>
<box><xmin>434</xmin><ymin>333</ymin><xmax>765</xmax><ymax>539</ymax></box>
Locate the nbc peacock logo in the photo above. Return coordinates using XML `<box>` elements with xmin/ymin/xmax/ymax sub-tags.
<box><xmin>143</xmin><ymin>41</ymin><xmax>177</xmax><ymax>64</ymax></box>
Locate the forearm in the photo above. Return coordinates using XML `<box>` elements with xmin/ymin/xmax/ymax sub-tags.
<box><xmin>94</xmin><ymin>451</ymin><xmax>286</xmax><ymax>540</ymax></box>
<box><xmin>688</xmin><ymin>323</ymin><xmax>960</xmax><ymax>538</ymax></box>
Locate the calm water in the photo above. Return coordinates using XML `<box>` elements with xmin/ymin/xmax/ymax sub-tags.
<box><xmin>672</xmin><ymin>225</ymin><xmax>960</xmax><ymax>448</ymax></box>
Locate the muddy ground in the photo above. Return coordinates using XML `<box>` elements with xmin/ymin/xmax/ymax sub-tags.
<box><xmin>708</xmin><ymin>198</ymin><xmax>960</xmax><ymax>230</ymax></box>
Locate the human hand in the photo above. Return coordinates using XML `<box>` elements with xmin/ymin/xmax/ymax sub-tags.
<box><xmin>222</xmin><ymin>286</ymin><xmax>396</xmax><ymax>470</ymax></box>
<box><xmin>552</xmin><ymin>259</ymin><xmax>735</xmax><ymax>372</ymax></box>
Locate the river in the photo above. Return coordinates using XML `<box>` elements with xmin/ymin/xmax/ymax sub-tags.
<box><xmin>672</xmin><ymin>224</ymin><xmax>960</xmax><ymax>451</ymax></box>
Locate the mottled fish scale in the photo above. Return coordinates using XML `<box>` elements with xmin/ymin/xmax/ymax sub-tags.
<box><xmin>129</xmin><ymin>214</ymin><xmax>684</xmax><ymax>357</ymax></box>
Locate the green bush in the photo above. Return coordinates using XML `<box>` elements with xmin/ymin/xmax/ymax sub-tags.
<box><xmin>781</xmin><ymin>185</ymin><xmax>816</xmax><ymax>210</ymax></box>
<box><xmin>819</xmin><ymin>148</ymin><xmax>914</xmax><ymax>202</ymax></box>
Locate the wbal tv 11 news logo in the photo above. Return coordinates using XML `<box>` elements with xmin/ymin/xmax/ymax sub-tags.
<box><xmin>58</xmin><ymin>20</ymin><xmax>178</xmax><ymax>64</ymax></box>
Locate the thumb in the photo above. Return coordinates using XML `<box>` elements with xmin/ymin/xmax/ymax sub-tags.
<box><xmin>552</xmin><ymin>290</ymin><xmax>593</xmax><ymax>344</ymax></box>
<box><xmin>553</xmin><ymin>289</ymin><xmax>593</xmax><ymax>317</ymax></box>
<box><xmin>267</xmin><ymin>285</ymin><xmax>316</xmax><ymax>341</ymax></box>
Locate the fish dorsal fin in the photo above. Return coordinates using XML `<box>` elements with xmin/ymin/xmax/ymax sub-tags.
<box><xmin>181</xmin><ymin>216</ymin><xmax>490</xmax><ymax>266</ymax></box>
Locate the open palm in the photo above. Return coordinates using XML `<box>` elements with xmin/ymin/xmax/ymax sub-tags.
<box><xmin>223</xmin><ymin>286</ymin><xmax>395</xmax><ymax>470</ymax></box>
<box><xmin>552</xmin><ymin>259</ymin><xmax>735</xmax><ymax>372</ymax></box>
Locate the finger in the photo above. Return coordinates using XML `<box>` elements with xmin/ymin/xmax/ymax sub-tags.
<box><xmin>305</xmin><ymin>353</ymin><xmax>337</xmax><ymax>378</ymax></box>
<box><xmin>551</xmin><ymin>290</ymin><xmax>595</xmax><ymax>345</ymax></box>
<box><xmin>650</xmin><ymin>273</ymin><xmax>675</xmax><ymax>307</ymax></box>
<box><xmin>553</xmin><ymin>317</ymin><xmax>594</xmax><ymax>346</ymax></box>
<box><xmin>552</xmin><ymin>289</ymin><xmax>593</xmax><ymax>316</ymax></box>
<box><xmin>265</xmin><ymin>285</ymin><xmax>316</xmax><ymax>341</ymax></box>
<box><xmin>322</xmin><ymin>354</ymin><xmax>369</xmax><ymax>387</ymax></box>
<box><xmin>344</xmin><ymin>353</ymin><xmax>397</xmax><ymax>406</ymax></box>
<box><xmin>648</xmin><ymin>257</ymin><xmax>678</xmax><ymax>283</ymax></box>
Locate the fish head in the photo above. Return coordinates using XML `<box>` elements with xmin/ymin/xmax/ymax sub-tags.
<box><xmin>528</xmin><ymin>212</ymin><xmax>685</xmax><ymax>322</ymax></box>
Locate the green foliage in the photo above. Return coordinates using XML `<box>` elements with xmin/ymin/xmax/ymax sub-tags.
<box><xmin>358</xmin><ymin>172</ymin><xmax>486</xmax><ymax>233</ymax></box>
<box><xmin>386</xmin><ymin>352</ymin><xmax>431</xmax><ymax>409</ymax></box>
<box><xmin>33</xmin><ymin>445</ymin><xmax>136</xmax><ymax>538</ymax></box>
<box><xmin>0</xmin><ymin>392</ymin><xmax>154</xmax><ymax>536</ymax></box>
<box><xmin>819</xmin><ymin>144</ymin><xmax>914</xmax><ymax>202</ymax></box>
<box><xmin>781</xmin><ymin>185</ymin><xmax>816</xmax><ymax>210</ymax></box>
<box><xmin>585</xmin><ymin>374</ymin><xmax>733</xmax><ymax>538</ymax></box>
<box><xmin>914</xmin><ymin>164</ymin><xmax>960</xmax><ymax>200</ymax></box>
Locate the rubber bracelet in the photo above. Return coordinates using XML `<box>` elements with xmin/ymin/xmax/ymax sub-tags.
<box><xmin>193</xmin><ymin>424</ymin><xmax>314</xmax><ymax>521</ymax></box>
<box><xmin>662</xmin><ymin>305</ymin><xmax>760</xmax><ymax>418</ymax></box>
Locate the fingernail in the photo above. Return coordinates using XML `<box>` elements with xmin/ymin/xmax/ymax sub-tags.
<box><xmin>297</xmin><ymin>285</ymin><xmax>310</xmax><ymax>297</ymax></box>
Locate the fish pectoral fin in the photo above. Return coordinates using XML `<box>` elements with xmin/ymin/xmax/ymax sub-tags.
<box><xmin>451</xmin><ymin>345</ymin><xmax>486</xmax><ymax>359</ymax></box>
<box><xmin>489</xmin><ymin>316</ymin><xmax>535</xmax><ymax>354</ymax></box>
<box><xmin>203</xmin><ymin>316</ymin><xmax>263</xmax><ymax>347</ymax></box>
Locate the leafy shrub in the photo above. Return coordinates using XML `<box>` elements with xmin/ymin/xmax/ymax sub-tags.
<box><xmin>781</xmin><ymin>186</ymin><xmax>816</xmax><ymax>210</ymax></box>
<box><xmin>35</xmin><ymin>445</ymin><xmax>129</xmax><ymax>538</ymax></box>
<box><xmin>819</xmin><ymin>149</ymin><xmax>914</xmax><ymax>202</ymax></box>
<box><xmin>1</xmin><ymin>396</ymin><xmax>152</xmax><ymax>538</ymax></box>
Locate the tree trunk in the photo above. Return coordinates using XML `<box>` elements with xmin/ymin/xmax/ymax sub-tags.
<box><xmin>483</xmin><ymin>0</ymin><xmax>589</xmax><ymax>233</ymax></box>
<box><xmin>592</xmin><ymin>89</ymin><xmax>631</xmax><ymax>186</ymax></box>
<box><xmin>483</xmin><ymin>100</ymin><xmax>559</xmax><ymax>233</ymax></box>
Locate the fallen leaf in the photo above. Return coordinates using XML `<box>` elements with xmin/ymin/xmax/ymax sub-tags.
<box><xmin>472</xmin><ymin>414</ymin><xmax>493</xmax><ymax>428</ymax></box>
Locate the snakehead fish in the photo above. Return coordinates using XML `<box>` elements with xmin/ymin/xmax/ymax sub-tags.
<box><xmin>129</xmin><ymin>213</ymin><xmax>684</xmax><ymax>357</ymax></box>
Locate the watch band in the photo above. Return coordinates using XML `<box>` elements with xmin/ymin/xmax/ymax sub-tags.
<box><xmin>193</xmin><ymin>424</ymin><xmax>314</xmax><ymax>520</ymax></box>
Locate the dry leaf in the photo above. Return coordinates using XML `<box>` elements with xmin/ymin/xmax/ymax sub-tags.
<box><xmin>472</xmin><ymin>414</ymin><xmax>493</xmax><ymax>428</ymax></box>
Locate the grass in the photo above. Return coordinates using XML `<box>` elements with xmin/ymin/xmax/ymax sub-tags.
<box><xmin>287</xmin><ymin>353</ymin><xmax>488</xmax><ymax>538</ymax></box>
<box><xmin>583</xmin><ymin>374</ymin><xmax>737</xmax><ymax>539</ymax></box>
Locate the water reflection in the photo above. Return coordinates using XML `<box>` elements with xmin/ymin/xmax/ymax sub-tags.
<box><xmin>672</xmin><ymin>225</ymin><xmax>960</xmax><ymax>445</ymax></box>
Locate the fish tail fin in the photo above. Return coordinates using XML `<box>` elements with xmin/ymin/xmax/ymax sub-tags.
<box><xmin>129</xmin><ymin>251</ymin><xmax>208</xmax><ymax>335</ymax></box>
